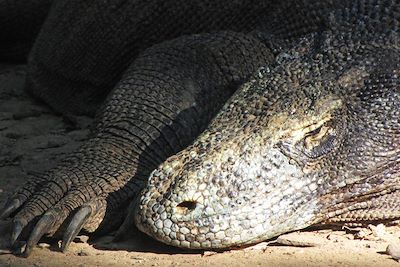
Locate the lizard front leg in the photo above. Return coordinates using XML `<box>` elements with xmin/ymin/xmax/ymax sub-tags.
<box><xmin>1</xmin><ymin>31</ymin><xmax>273</xmax><ymax>256</ymax></box>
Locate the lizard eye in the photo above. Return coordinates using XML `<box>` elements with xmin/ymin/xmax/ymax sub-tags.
<box><xmin>302</xmin><ymin>123</ymin><xmax>336</xmax><ymax>158</ymax></box>
<box><xmin>304</xmin><ymin>125</ymin><xmax>330</xmax><ymax>149</ymax></box>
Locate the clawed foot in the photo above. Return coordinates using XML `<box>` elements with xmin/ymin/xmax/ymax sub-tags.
<box><xmin>0</xmin><ymin>170</ymin><xmax>112</xmax><ymax>257</ymax></box>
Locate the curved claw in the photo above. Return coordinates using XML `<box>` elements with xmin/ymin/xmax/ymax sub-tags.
<box><xmin>22</xmin><ymin>213</ymin><xmax>55</xmax><ymax>257</ymax></box>
<box><xmin>61</xmin><ymin>206</ymin><xmax>92</xmax><ymax>252</ymax></box>
<box><xmin>10</xmin><ymin>220</ymin><xmax>24</xmax><ymax>245</ymax></box>
<box><xmin>0</xmin><ymin>198</ymin><xmax>21</xmax><ymax>220</ymax></box>
<box><xmin>113</xmin><ymin>200</ymin><xmax>137</xmax><ymax>242</ymax></box>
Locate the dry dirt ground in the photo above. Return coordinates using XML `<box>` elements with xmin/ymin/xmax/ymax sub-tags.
<box><xmin>0</xmin><ymin>64</ymin><xmax>399</xmax><ymax>267</ymax></box>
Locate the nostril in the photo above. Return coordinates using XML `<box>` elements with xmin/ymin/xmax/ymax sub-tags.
<box><xmin>175</xmin><ymin>201</ymin><xmax>197</xmax><ymax>215</ymax></box>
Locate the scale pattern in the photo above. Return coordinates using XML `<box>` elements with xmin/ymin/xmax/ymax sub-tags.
<box><xmin>0</xmin><ymin>0</ymin><xmax>398</xmax><ymax>256</ymax></box>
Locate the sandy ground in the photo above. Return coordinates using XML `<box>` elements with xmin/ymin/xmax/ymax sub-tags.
<box><xmin>0</xmin><ymin>64</ymin><xmax>399</xmax><ymax>267</ymax></box>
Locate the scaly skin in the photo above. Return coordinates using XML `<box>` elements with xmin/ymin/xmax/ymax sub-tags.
<box><xmin>134</xmin><ymin>2</ymin><xmax>400</xmax><ymax>248</ymax></box>
<box><xmin>0</xmin><ymin>0</ymin><xmax>399</xmax><ymax>256</ymax></box>
<box><xmin>135</xmin><ymin>31</ymin><xmax>400</xmax><ymax>248</ymax></box>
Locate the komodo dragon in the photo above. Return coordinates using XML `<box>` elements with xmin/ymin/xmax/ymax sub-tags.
<box><xmin>0</xmin><ymin>0</ymin><xmax>399</xmax><ymax>257</ymax></box>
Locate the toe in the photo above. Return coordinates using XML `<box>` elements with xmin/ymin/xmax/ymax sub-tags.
<box><xmin>0</xmin><ymin>198</ymin><xmax>22</xmax><ymax>220</ymax></box>
<box><xmin>10</xmin><ymin>220</ymin><xmax>25</xmax><ymax>245</ymax></box>
<box><xmin>0</xmin><ymin>174</ymin><xmax>49</xmax><ymax>220</ymax></box>
<box><xmin>23</xmin><ymin>213</ymin><xmax>56</xmax><ymax>257</ymax></box>
<box><xmin>61</xmin><ymin>206</ymin><xmax>92</xmax><ymax>252</ymax></box>
<box><xmin>113</xmin><ymin>200</ymin><xmax>137</xmax><ymax>242</ymax></box>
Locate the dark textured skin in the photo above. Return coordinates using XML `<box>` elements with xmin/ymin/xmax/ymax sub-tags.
<box><xmin>0</xmin><ymin>0</ymin><xmax>399</xmax><ymax>256</ymax></box>
<box><xmin>0</xmin><ymin>0</ymin><xmax>52</xmax><ymax>61</ymax></box>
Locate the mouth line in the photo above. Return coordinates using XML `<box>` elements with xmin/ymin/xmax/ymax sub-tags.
<box><xmin>138</xmin><ymin>200</ymin><xmax>270</xmax><ymax>230</ymax></box>
<box><xmin>137</xmin><ymin>212</ymin><xmax>309</xmax><ymax>250</ymax></box>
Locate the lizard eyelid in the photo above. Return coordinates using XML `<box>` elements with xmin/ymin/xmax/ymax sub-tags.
<box><xmin>304</xmin><ymin>124</ymin><xmax>331</xmax><ymax>150</ymax></box>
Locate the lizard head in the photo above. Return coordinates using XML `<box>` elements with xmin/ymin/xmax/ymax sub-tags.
<box><xmin>134</xmin><ymin>33</ymin><xmax>400</xmax><ymax>249</ymax></box>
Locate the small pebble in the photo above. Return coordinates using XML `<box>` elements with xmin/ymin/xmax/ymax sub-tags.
<box><xmin>386</xmin><ymin>243</ymin><xmax>400</xmax><ymax>260</ymax></box>
<box><xmin>243</xmin><ymin>242</ymin><xmax>269</xmax><ymax>251</ymax></box>
<box><xmin>37</xmin><ymin>243</ymin><xmax>50</xmax><ymax>249</ymax></box>
<box><xmin>275</xmin><ymin>232</ymin><xmax>323</xmax><ymax>247</ymax></box>
<box><xmin>202</xmin><ymin>251</ymin><xmax>218</xmax><ymax>257</ymax></box>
